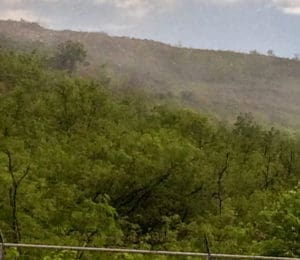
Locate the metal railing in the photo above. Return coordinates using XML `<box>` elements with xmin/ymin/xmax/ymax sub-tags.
<box><xmin>1</xmin><ymin>243</ymin><xmax>300</xmax><ymax>260</ymax></box>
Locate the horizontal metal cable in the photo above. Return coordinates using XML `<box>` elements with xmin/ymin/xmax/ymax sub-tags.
<box><xmin>2</xmin><ymin>243</ymin><xmax>300</xmax><ymax>260</ymax></box>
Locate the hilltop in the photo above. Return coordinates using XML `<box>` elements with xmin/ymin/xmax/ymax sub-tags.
<box><xmin>1</xmin><ymin>19</ymin><xmax>300</xmax><ymax>128</ymax></box>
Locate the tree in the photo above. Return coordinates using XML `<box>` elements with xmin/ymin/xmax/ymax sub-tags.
<box><xmin>51</xmin><ymin>40</ymin><xmax>87</xmax><ymax>74</ymax></box>
<box><xmin>249</xmin><ymin>49</ymin><xmax>260</xmax><ymax>55</ymax></box>
<box><xmin>254</xmin><ymin>187</ymin><xmax>300</xmax><ymax>257</ymax></box>
<box><xmin>267</xmin><ymin>49</ymin><xmax>275</xmax><ymax>57</ymax></box>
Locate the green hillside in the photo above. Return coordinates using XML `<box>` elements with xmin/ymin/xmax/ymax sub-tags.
<box><xmin>0</xmin><ymin>45</ymin><xmax>300</xmax><ymax>259</ymax></box>
<box><xmin>1</xmin><ymin>20</ymin><xmax>300</xmax><ymax>128</ymax></box>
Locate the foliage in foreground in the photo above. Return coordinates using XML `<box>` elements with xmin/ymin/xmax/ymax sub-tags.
<box><xmin>0</xmin><ymin>50</ymin><xmax>299</xmax><ymax>259</ymax></box>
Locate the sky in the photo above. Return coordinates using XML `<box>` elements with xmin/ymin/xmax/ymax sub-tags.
<box><xmin>1</xmin><ymin>0</ymin><xmax>300</xmax><ymax>57</ymax></box>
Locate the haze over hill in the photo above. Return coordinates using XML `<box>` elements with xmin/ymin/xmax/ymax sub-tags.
<box><xmin>1</xmin><ymin>19</ymin><xmax>300</xmax><ymax>128</ymax></box>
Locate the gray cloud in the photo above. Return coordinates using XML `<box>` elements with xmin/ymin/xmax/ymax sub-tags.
<box><xmin>1</xmin><ymin>0</ymin><xmax>300</xmax><ymax>28</ymax></box>
<box><xmin>0</xmin><ymin>0</ymin><xmax>300</xmax><ymax>34</ymax></box>
<box><xmin>273</xmin><ymin>0</ymin><xmax>300</xmax><ymax>14</ymax></box>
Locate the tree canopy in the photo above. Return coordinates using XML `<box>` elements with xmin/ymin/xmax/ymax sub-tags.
<box><xmin>50</xmin><ymin>40</ymin><xmax>87</xmax><ymax>73</ymax></box>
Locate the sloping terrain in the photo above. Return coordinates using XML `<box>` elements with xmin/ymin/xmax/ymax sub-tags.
<box><xmin>0</xmin><ymin>50</ymin><xmax>299</xmax><ymax>257</ymax></box>
<box><xmin>1</xmin><ymin>19</ymin><xmax>300</xmax><ymax>127</ymax></box>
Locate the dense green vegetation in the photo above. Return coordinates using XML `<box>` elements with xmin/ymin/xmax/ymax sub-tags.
<box><xmin>0</xmin><ymin>49</ymin><xmax>299</xmax><ymax>259</ymax></box>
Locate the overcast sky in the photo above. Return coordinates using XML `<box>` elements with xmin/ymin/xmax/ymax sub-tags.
<box><xmin>1</xmin><ymin>0</ymin><xmax>300</xmax><ymax>57</ymax></box>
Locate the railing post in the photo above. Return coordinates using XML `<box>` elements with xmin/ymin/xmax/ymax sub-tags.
<box><xmin>204</xmin><ymin>235</ymin><xmax>211</xmax><ymax>260</ymax></box>
<box><xmin>0</xmin><ymin>231</ymin><xmax>4</xmax><ymax>260</ymax></box>
<box><xmin>0</xmin><ymin>244</ymin><xmax>4</xmax><ymax>260</ymax></box>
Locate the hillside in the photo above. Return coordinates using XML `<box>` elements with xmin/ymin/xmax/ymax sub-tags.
<box><xmin>0</xmin><ymin>49</ymin><xmax>299</xmax><ymax>259</ymax></box>
<box><xmin>1</xmin><ymin>19</ymin><xmax>300</xmax><ymax>128</ymax></box>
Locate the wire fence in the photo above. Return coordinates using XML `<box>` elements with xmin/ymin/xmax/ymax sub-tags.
<box><xmin>1</xmin><ymin>243</ymin><xmax>300</xmax><ymax>260</ymax></box>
